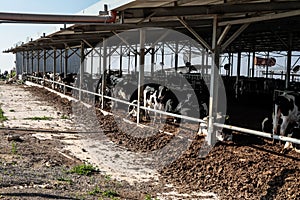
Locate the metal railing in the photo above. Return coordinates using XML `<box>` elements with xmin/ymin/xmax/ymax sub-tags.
<box><xmin>25</xmin><ymin>75</ymin><xmax>300</xmax><ymax>147</ymax></box>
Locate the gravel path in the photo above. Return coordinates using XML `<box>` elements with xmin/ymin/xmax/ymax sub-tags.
<box><xmin>1</xmin><ymin>82</ymin><xmax>299</xmax><ymax>199</ymax></box>
<box><xmin>0</xmin><ymin>82</ymin><xmax>218</xmax><ymax>199</ymax></box>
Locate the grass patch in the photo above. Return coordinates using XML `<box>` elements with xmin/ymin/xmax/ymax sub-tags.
<box><xmin>104</xmin><ymin>174</ymin><xmax>112</xmax><ymax>181</ymax></box>
<box><xmin>24</xmin><ymin>116</ymin><xmax>53</xmax><ymax>120</ymax></box>
<box><xmin>145</xmin><ymin>194</ymin><xmax>159</xmax><ymax>200</ymax></box>
<box><xmin>60</xmin><ymin>115</ymin><xmax>69</xmax><ymax>119</ymax></box>
<box><xmin>0</xmin><ymin>108</ymin><xmax>8</xmax><ymax>122</ymax></box>
<box><xmin>102</xmin><ymin>190</ymin><xmax>119</xmax><ymax>198</ymax></box>
<box><xmin>68</xmin><ymin>164</ymin><xmax>98</xmax><ymax>176</ymax></box>
<box><xmin>88</xmin><ymin>186</ymin><xmax>101</xmax><ymax>195</ymax></box>
<box><xmin>11</xmin><ymin>141</ymin><xmax>17</xmax><ymax>154</ymax></box>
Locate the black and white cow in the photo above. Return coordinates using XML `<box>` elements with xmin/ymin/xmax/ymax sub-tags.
<box><xmin>113</xmin><ymin>80</ymin><xmax>137</xmax><ymax>109</ymax></box>
<box><xmin>262</xmin><ymin>91</ymin><xmax>300</xmax><ymax>153</ymax></box>
<box><xmin>57</xmin><ymin>73</ymin><xmax>77</xmax><ymax>92</ymax></box>
<box><xmin>273</xmin><ymin>92</ymin><xmax>300</xmax><ymax>137</ymax></box>
<box><xmin>127</xmin><ymin>83</ymin><xmax>175</xmax><ymax>122</ymax></box>
<box><xmin>262</xmin><ymin>116</ymin><xmax>300</xmax><ymax>153</ymax></box>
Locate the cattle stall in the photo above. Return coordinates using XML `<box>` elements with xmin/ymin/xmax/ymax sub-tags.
<box><xmin>4</xmin><ymin>0</ymin><xmax>300</xmax><ymax>149</ymax></box>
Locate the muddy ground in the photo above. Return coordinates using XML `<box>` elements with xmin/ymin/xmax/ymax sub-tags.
<box><xmin>0</xmin><ymin>82</ymin><xmax>299</xmax><ymax>199</ymax></box>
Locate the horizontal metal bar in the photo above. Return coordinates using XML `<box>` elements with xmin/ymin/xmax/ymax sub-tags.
<box><xmin>26</xmin><ymin>77</ymin><xmax>206</xmax><ymax>124</ymax></box>
<box><xmin>0</xmin><ymin>11</ymin><xmax>117</xmax><ymax>23</ymax></box>
<box><xmin>214</xmin><ymin>123</ymin><xmax>300</xmax><ymax>145</ymax></box>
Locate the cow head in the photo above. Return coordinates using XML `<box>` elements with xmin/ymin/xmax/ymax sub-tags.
<box><xmin>274</xmin><ymin>95</ymin><xmax>294</xmax><ymax>116</ymax></box>
<box><xmin>273</xmin><ymin>94</ymin><xmax>297</xmax><ymax>136</ymax></box>
<box><xmin>157</xmin><ymin>86</ymin><xmax>169</xmax><ymax>103</ymax></box>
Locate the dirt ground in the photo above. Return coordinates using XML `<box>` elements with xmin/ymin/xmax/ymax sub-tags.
<box><xmin>0</xmin><ymin>82</ymin><xmax>300</xmax><ymax>200</ymax></box>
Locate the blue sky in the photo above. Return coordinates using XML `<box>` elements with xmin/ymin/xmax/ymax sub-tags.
<box><xmin>0</xmin><ymin>0</ymin><xmax>100</xmax><ymax>72</ymax></box>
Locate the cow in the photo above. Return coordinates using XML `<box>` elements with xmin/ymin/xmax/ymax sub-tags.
<box><xmin>273</xmin><ymin>92</ymin><xmax>300</xmax><ymax>139</ymax></box>
<box><xmin>143</xmin><ymin>85</ymin><xmax>160</xmax><ymax>121</ymax></box>
<box><xmin>112</xmin><ymin>81</ymin><xmax>137</xmax><ymax>110</ymax></box>
<box><xmin>127</xmin><ymin>99</ymin><xmax>146</xmax><ymax>120</ymax></box>
<box><xmin>32</xmin><ymin>72</ymin><xmax>43</xmax><ymax>83</ymax></box>
<box><xmin>262</xmin><ymin>116</ymin><xmax>300</xmax><ymax>153</ymax></box>
<box><xmin>56</xmin><ymin>73</ymin><xmax>77</xmax><ymax>93</ymax></box>
<box><xmin>127</xmin><ymin>83</ymin><xmax>172</xmax><ymax>122</ymax></box>
<box><xmin>262</xmin><ymin>92</ymin><xmax>300</xmax><ymax>153</ymax></box>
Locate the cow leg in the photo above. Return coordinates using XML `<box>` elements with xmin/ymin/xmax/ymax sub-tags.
<box><xmin>272</xmin><ymin>104</ymin><xmax>281</xmax><ymax>144</ymax></box>
<box><xmin>279</xmin><ymin>116</ymin><xmax>290</xmax><ymax>145</ymax></box>
<box><xmin>281</xmin><ymin>141</ymin><xmax>293</xmax><ymax>154</ymax></box>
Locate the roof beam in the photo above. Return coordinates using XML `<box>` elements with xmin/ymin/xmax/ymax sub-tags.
<box><xmin>177</xmin><ymin>17</ymin><xmax>212</xmax><ymax>51</ymax></box>
<box><xmin>124</xmin><ymin>2</ymin><xmax>300</xmax><ymax>18</ymax></box>
<box><xmin>219</xmin><ymin>10</ymin><xmax>300</xmax><ymax>26</ymax></box>
<box><xmin>217</xmin><ymin>24</ymin><xmax>231</xmax><ymax>46</ymax></box>
<box><xmin>221</xmin><ymin>23</ymin><xmax>249</xmax><ymax>52</ymax></box>
<box><xmin>0</xmin><ymin>11</ymin><xmax>117</xmax><ymax>23</ymax></box>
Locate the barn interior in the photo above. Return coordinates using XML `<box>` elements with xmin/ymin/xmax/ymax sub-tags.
<box><xmin>3</xmin><ymin>0</ymin><xmax>300</xmax><ymax>144</ymax></box>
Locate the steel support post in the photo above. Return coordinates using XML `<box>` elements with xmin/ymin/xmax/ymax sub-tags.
<box><xmin>134</xmin><ymin>44</ymin><xmax>138</xmax><ymax>74</ymax></box>
<box><xmin>26</xmin><ymin>51</ymin><xmax>29</xmax><ymax>74</ymax></box>
<box><xmin>43</xmin><ymin>49</ymin><xmax>46</xmax><ymax>84</ymax></box>
<box><xmin>22</xmin><ymin>51</ymin><xmax>25</xmax><ymax>74</ymax></box>
<box><xmin>91</xmin><ymin>50</ymin><xmax>94</xmax><ymax>75</ymax></box>
<box><xmin>102</xmin><ymin>38</ymin><xmax>108</xmax><ymax>109</ymax></box>
<box><xmin>119</xmin><ymin>45</ymin><xmax>123</xmax><ymax>76</ymax></box>
<box><xmin>128</xmin><ymin>50</ymin><xmax>130</xmax><ymax>74</ymax></box>
<box><xmin>53</xmin><ymin>48</ymin><xmax>57</xmax><ymax>87</ymax></box>
<box><xmin>31</xmin><ymin>50</ymin><xmax>34</xmax><ymax>74</ymax></box>
<box><xmin>207</xmin><ymin>16</ymin><xmax>219</xmax><ymax>146</ymax></box>
<box><xmin>161</xmin><ymin>43</ymin><xmax>165</xmax><ymax>66</ymax></box>
<box><xmin>175</xmin><ymin>41</ymin><xmax>179</xmax><ymax>73</ymax></box>
<box><xmin>79</xmin><ymin>42</ymin><xmax>84</xmax><ymax>101</ymax></box>
<box><xmin>228</xmin><ymin>53</ymin><xmax>231</xmax><ymax>76</ymax></box>
<box><xmin>235</xmin><ymin>51</ymin><xmax>241</xmax><ymax>98</ymax></box>
<box><xmin>201</xmin><ymin>50</ymin><xmax>205</xmax><ymax>76</ymax></box>
<box><xmin>137</xmin><ymin>28</ymin><xmax>146</xmax><ymax>124</ymax></box>
<box><xmin>286</xmin><ymin>49</ymin><xmax>292</xmax><ymax>89</ymax></box>
<box><xmin>285</xmin><ymin>33</ymin><xmax>293</xmax><ymax>89</ymax></box>
<box><xmin>60</xmin><ymin>49</ymin><xmax>63</xmax><ymax>74</ymax></box>
<box><xmin>37</xmin><ymin>50</ymin><xmax>40</xmax><ymax>73</ymax></box>
<box><xmin>206</xmin><ymin>51</ymin><xmax>209</xmax><ymax>74</ymax></box>
<box><xmin>64</xmin><ymin>48</ymin><xmax>68</xmax><ymax>94</ymax></box>
<box><xmin>108</xmin><ymin>47</ymin><xmax>111</xmax><ymax>71</ymax></box>
<box><xmin>99</xmin><ymin>47</ymin><xmax>102</xmax><ymax>75</ymax></box>
<box><xmin>252</xmin><ymin>51</ymin><xmax>255</xmax><ymax>78</ymax></box>
<box><xmin>151</xmin><ymin>47</ymin><xmax>155</xmax><ymax>77</ymax></box>
<box><xmin>230</xmin><ymin>53</ymin><xmax>234</xmax><ymax>76</ymax></box>
<box><xmin>266</xmin><ymin>52</ymin><xmax>269</xmax><ymax>79</ymax></box>
<box><xmin>247</xmin><ymin>52</ymin><xmax>251</xmax><ymax>77</ymax></box>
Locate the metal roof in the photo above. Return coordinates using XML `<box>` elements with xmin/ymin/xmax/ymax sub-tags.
<box><xmin>4</xmin><ymin>0</ymin><xmax>300</xmax><ymax>53</ymax></box>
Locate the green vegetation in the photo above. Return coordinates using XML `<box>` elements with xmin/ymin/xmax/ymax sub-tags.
<box><xmin>88</xmin><ymin>186</ymin><xmax>101</xmax><ymax>195</ymax></box>
<box><xmin>68</xmin><ymin>164</ymin><xmax>98</xmax><ymax>176</ymax></box>
<box><xmin>88</xmin><ymin>187</ymin><xmax>119</xmax><ymax>199</ymax></box>
<box><xmin>11</xmin><ymin>141</ymin><xmax>17</xmax><ymax>154</ymax></box>
<box><xmin>145</xmin><ymin>194</ymin><xmax>159</xmax><ymax>200</ymax></box>
<box><xmin>0</xmin><ymin>108</ymin><xmax>8</xmax><ymax>122</ymax></box>
<box><xmin>102</xmin><ymin>190</ymin><xmax>119</xmax><ymax>198</ymax></box>
<box><xmin>104</xmin><ymin>174</ymin><xmax>112</xmax><ymax>181</ymax></box>
<box><xmin>11</xmin><ymin>71</ymin><xmax>16</xmax><ymax>78</ymax></box>
<box><xmin>24</xmin><ymin>116</ymin><xmax>53</xmax><ymax>120</ymax></box>
<box><xmin>60</xmin><ymin>115</ymin><xmax>69</xmax><ymax>119</ymax></box>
